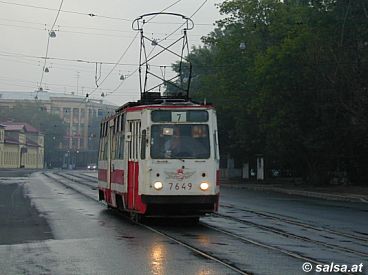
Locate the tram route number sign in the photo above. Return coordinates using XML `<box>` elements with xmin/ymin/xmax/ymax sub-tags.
<box><xmin>171</xmin><ymin>112</ymin><xmax>187</xmax><ymax>122</ymax></box>
<box><xmin>168</xmin><ymin>182</ymin><xmax>192</xmax><ymax>191</ymax></box>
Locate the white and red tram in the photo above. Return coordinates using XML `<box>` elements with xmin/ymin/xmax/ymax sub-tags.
<box><xmin>98</xmin><ymin>95</ymin><xmax>220</xmax><ymax>220</ymax></box>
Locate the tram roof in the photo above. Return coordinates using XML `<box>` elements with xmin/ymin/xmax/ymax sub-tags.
<box><xmin>115</xmin><ymin>93</ymin><xmax>213</xmax><ymax>113</ymax></box>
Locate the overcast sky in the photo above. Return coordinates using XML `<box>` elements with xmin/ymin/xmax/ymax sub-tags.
<box><xmin>0</xmin><ymin>0</ymin><xmax>223</xmax><ymax>105</ymax></box>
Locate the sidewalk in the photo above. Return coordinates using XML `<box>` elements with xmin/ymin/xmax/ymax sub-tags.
<box><xmin>221</xmin><ymin>180</ymin><xmax>368</xmax><ymax>203</ymax></box>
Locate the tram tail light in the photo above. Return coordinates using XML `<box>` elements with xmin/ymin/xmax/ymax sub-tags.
<box><xmin>200</xmin><ymin>182</ymin><xmax>209</xmax><ymax>191</ymax></box>
<box><xmin>153</xmin><ymin>181</ymin><xmax>163</xmax><ymax>190</ymax></box>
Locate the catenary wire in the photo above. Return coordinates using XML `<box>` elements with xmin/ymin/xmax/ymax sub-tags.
<box><xmin>157</xmin><ymin>0</ymin><xmax>208</xmax><ymax>43</ymax></box>
<box><xmin>0</xmin><ymin>0</ymin><xmax>213</xmax><ymax>25</ymax></box>
<box><xmin>38</xmin><ymin>0</ymin><xmax>64</xmax><ymax>93</ymax></box>
<box><xmin>92</xmin><ymin>0</ymin><xmax>184</xmax><ymax>99</ymax></box>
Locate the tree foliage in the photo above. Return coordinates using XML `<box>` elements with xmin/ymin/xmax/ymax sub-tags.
<box><xmin>171</xmin><ymin>0</ymin><xmax>368</xmax><ymax>184</ymax></box>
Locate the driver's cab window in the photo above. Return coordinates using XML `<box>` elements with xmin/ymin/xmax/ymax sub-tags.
<box><xmin>151</xmin><ymin>124</ymin><xmax>210</xmax><ymax>159</ymax></box>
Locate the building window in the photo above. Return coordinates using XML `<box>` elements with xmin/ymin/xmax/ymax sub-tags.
<box><xmin>73</xmin><ymin>108</ymin><xmax>79</xmax><ymax>122</ymax></box>
<box><xmin>63</xmin><ymin>108</ymin><xmax>71</xmax><ymax>121</ymax></box>
<box><xmin>51</xmin><ymin>107</ymin><xmax>60</xmax><ymax>116</ymax></box>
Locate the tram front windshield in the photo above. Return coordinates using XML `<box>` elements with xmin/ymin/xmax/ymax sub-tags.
<box><xmin>151</xmin><ymin>124</ymin><xmax>210</xmax><ymax>159</ymax></box>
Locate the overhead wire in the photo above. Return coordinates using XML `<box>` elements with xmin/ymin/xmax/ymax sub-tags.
<box><xmin>0</xmin><ymin>0</ymin><xmax>130</xmax><ymax>22</ymax></box>
<box><xmin>0</xmin><ymin>74</ymin><xmax>141</xmax><ymax>94</ymax></box>
<box><xmin>157</xmin><ymin>0</ymin><xmax>208</xmax><ymax>44</ymax></box>
<box><xmin>0</xmin><ymin>21</ymin><xmax>204</xmax><ymax>40</ymax></box>
<box><xmin>0</xmin><ymin>16</ymin><xmax>213</xmax><ymax>33</ymax></box>
<box><xmin>99</xmin><ymin>0</ymin><xmax>184</xmax><ymax>99</ymax></box>
<box><xmin>83</xmin><ymin>31</ymin><xmax>140</xmax><ymax>100</ymax></box>
<box><xmin>38</xmin><ymin>0</ymin><xmax>64</xmax><ymax>94</ymax></box>
<box><xmin>132</xmin><ymin>0</ymin><xmax>208</xmax><ymax>98</ymax></box>
<box><xmin>0</xmin><ymin>1</ymin><xmax>214</xmax><ymax>25</ymax></box>
<box><xmin>0</xmin><ymin>0</ymin><xmax>207</xmax><ymax>94</ymax></box>
<box><xmin>1</xmin><ymin>0</ymin><xmax>211</xmax><ymax>102</ymax></box>
<box><xmin>103</xmin><ymin>0</ymin><xmax>209</xmax><ymax>100</ymax></box>
<box><xmin>145</xmin><ymin>0</ymin><xmax>182</xmax><ymax>24</ymax></box>
<box><xmin>0</xmin><ymin>50</ymin><xmax>173</xmax><ymax>70</ymax></box>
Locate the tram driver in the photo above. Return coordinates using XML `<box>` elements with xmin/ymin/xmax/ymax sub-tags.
<box><xmin>164</xmin><ymin>126</ymin><xmax>184</xmax><ymax>158</ymax></box>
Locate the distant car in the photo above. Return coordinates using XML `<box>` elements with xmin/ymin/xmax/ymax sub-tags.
<box><xmin>87</xmin><ymin>163</ymin><xmax>97</xmax><ymax>170</ymax></box>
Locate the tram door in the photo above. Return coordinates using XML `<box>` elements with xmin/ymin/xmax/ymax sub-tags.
<box><xmin>127</xmin><ymin>120</ymin><xmax>141</xmax><ymax>209</ymax></box>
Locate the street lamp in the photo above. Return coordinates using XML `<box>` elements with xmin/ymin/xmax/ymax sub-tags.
<box><xmin>49</xmin><ymin>30</ymin><xmax>56</xmax><ymax>38</ymax></box>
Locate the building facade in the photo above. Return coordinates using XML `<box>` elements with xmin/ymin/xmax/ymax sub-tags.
<box><xmin>0</xmin><ymin>122</ymin><xmax>44</xmax><ymax>169</ymax></box>
<box><xmin>0</xmin><ymin>90</ymin><xmax>116</xmax><ymax>168</ymax></box>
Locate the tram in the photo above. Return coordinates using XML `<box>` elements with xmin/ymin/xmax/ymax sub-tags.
<box><xmin>98</xmin><ymin>94</ymin><xmax>220</xmax><ymax>220</ymax></box>
<box><xmin>98</xmin><ymin>12</ymin><xmax>220</xmax><ymax>220</ymax></box>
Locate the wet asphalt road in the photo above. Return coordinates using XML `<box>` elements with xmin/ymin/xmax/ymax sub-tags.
<box><xmin>0</xmin><ymin>179</ymin><xmax>52</xmax><ymax>244</ymax></box>
<box><xmin>0</xmin><ymin>172</ymin><xmax>232</xmax><ymax>275</ymax></box>
<box><xmin>0</xmin><ymin>170</ymin><xmax>367</xmax><ymax>275</ymax></box>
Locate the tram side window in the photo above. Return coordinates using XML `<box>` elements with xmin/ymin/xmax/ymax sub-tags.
<box><xmin>103</xmin><ymin>141</ymin><xmax>108</xmax><ymax>160</ymax></box>
<box><xmin>100</xmin><ymin>124</ymin><xmax>102</xmax><ymax>137</ymax></box>
<box><xmin>98</xmin><ymin>140</ymin><xmax>103</xmax><ymax>160</ymax></box>
<box><xmin>111</xmin><ymin>135</ymin><xmax>117</xmax><ymax>160</ymax></box>
<box><xmin>117</xmin><ymin>135</ymin><xmax>125</xmax><ymax>159</ymax></box>
<box><xmin>141</xmin><ymin>130</ymin><xmax>146</xmax><ymax>159</ymax></box>
<box><xmin>99</xmin><ymin>138</ymin><xmax>108</xmax><ymax>160</ymax></box>
<box><xmin>120</xmin><ymin>114</ymin><xmax>125</xmax><ymax>131</ymax></box>
<box><xmin>115</xmin><ymin>135</ymin><xmax>120</xmax><ymax>159</ymax></box>
<box><xmin>104</xmin><ymin>122</ymin><xmax>108</xmax><ymax>136</ymax></box>
<box><xmin>115</xmin><ymin>117</ymin><xmax>119</xmax><ymax>133</ymax></box>
<box><xmin>115</xmin><ymin>134</ymin><xmax>125</xmax><ymax>159</ymax></box>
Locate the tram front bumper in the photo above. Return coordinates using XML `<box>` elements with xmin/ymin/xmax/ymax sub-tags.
<box><xmin>141</xmin><ymin>195</ymin><xmax>219</xmax><ymax>216</ymax></box>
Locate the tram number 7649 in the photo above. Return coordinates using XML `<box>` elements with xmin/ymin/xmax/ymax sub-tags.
<box><xmin>168</xmin><ymin>182</ymin><xmax>193</xmax><ymax>191</ymax></box>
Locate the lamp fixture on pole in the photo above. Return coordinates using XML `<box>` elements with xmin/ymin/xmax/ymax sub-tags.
<box><xmin>49</xmin><ymin>30</ymin><xmax>56</xmax><ymax>38</ymax></box>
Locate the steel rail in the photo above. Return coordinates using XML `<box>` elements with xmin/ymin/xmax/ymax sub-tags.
<box><xmin>221</xmin><ymin>203</ymin><xmax>368</xmax><ymax>243</ymax></box>
<box><xmin>211</xmin><ymin>212</ymin><xmax>368</xmax><ymax>258</ymax></box>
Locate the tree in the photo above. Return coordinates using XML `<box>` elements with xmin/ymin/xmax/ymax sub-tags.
<box><xmin>170</xmin><ymin>0</ymin><xmax>368</xmax><ymax>185</ymax></box>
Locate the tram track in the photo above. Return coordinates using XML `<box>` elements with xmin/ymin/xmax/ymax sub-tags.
<box><xmin>41</xmin><ymin>172</ymin><xmax>251</xmax><ymax>274</ymax></box>
<box><xmin>199</xmin><ymin>221</ymin><xmax>325</xmax><ymax>266</ymax></box>
<box><xmin>54</xmin><ymin>172</ymin><xmax>97</xmax><ymax>189</ymax></box>
<box><xmin>65</xmin><ymin>172</ymin><xmax>98</xmax><ymax>182</ymax></box>
<box><xmin>42</xmin><ymin>172</ymin><xmax>358</xmax><ymax>275</ymax></box>
<box><xmin>51</xmin><ymin>170</ymin><xmax>368</xmax><ymax>246</ymax></box>
<box><xmin>42</xmin><ymin>172</ymin><xmax>98</xmax><ymax>202</ymax></box>
<box><xmin>63</xmin><ymin>172</ymin><xmax>368</xmax><ymax>243</ymax></box>
<box><xmin>220</xmin><ymin>203</ymin><xmax>368</xmax><ymax>243</ymax></box>
<box><xmin>139</xmin><ymin>223</ymin><xmax>251</xmax><ymax>275</ymax></box>
<box><xmin>210</xmin><ymin>212</ymin><xmax>368</xmax><ymax>258</ymax></box>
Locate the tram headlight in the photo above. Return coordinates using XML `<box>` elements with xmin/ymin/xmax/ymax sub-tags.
<box><xmin>153</xmin><ymin>181</ymin><xmax>163</xmax><ymax>190</ymax></box>
<box><xmin>200</xmin><ymin>182</ymin><xmax>209</xmax><ymax>191</ymax></box>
